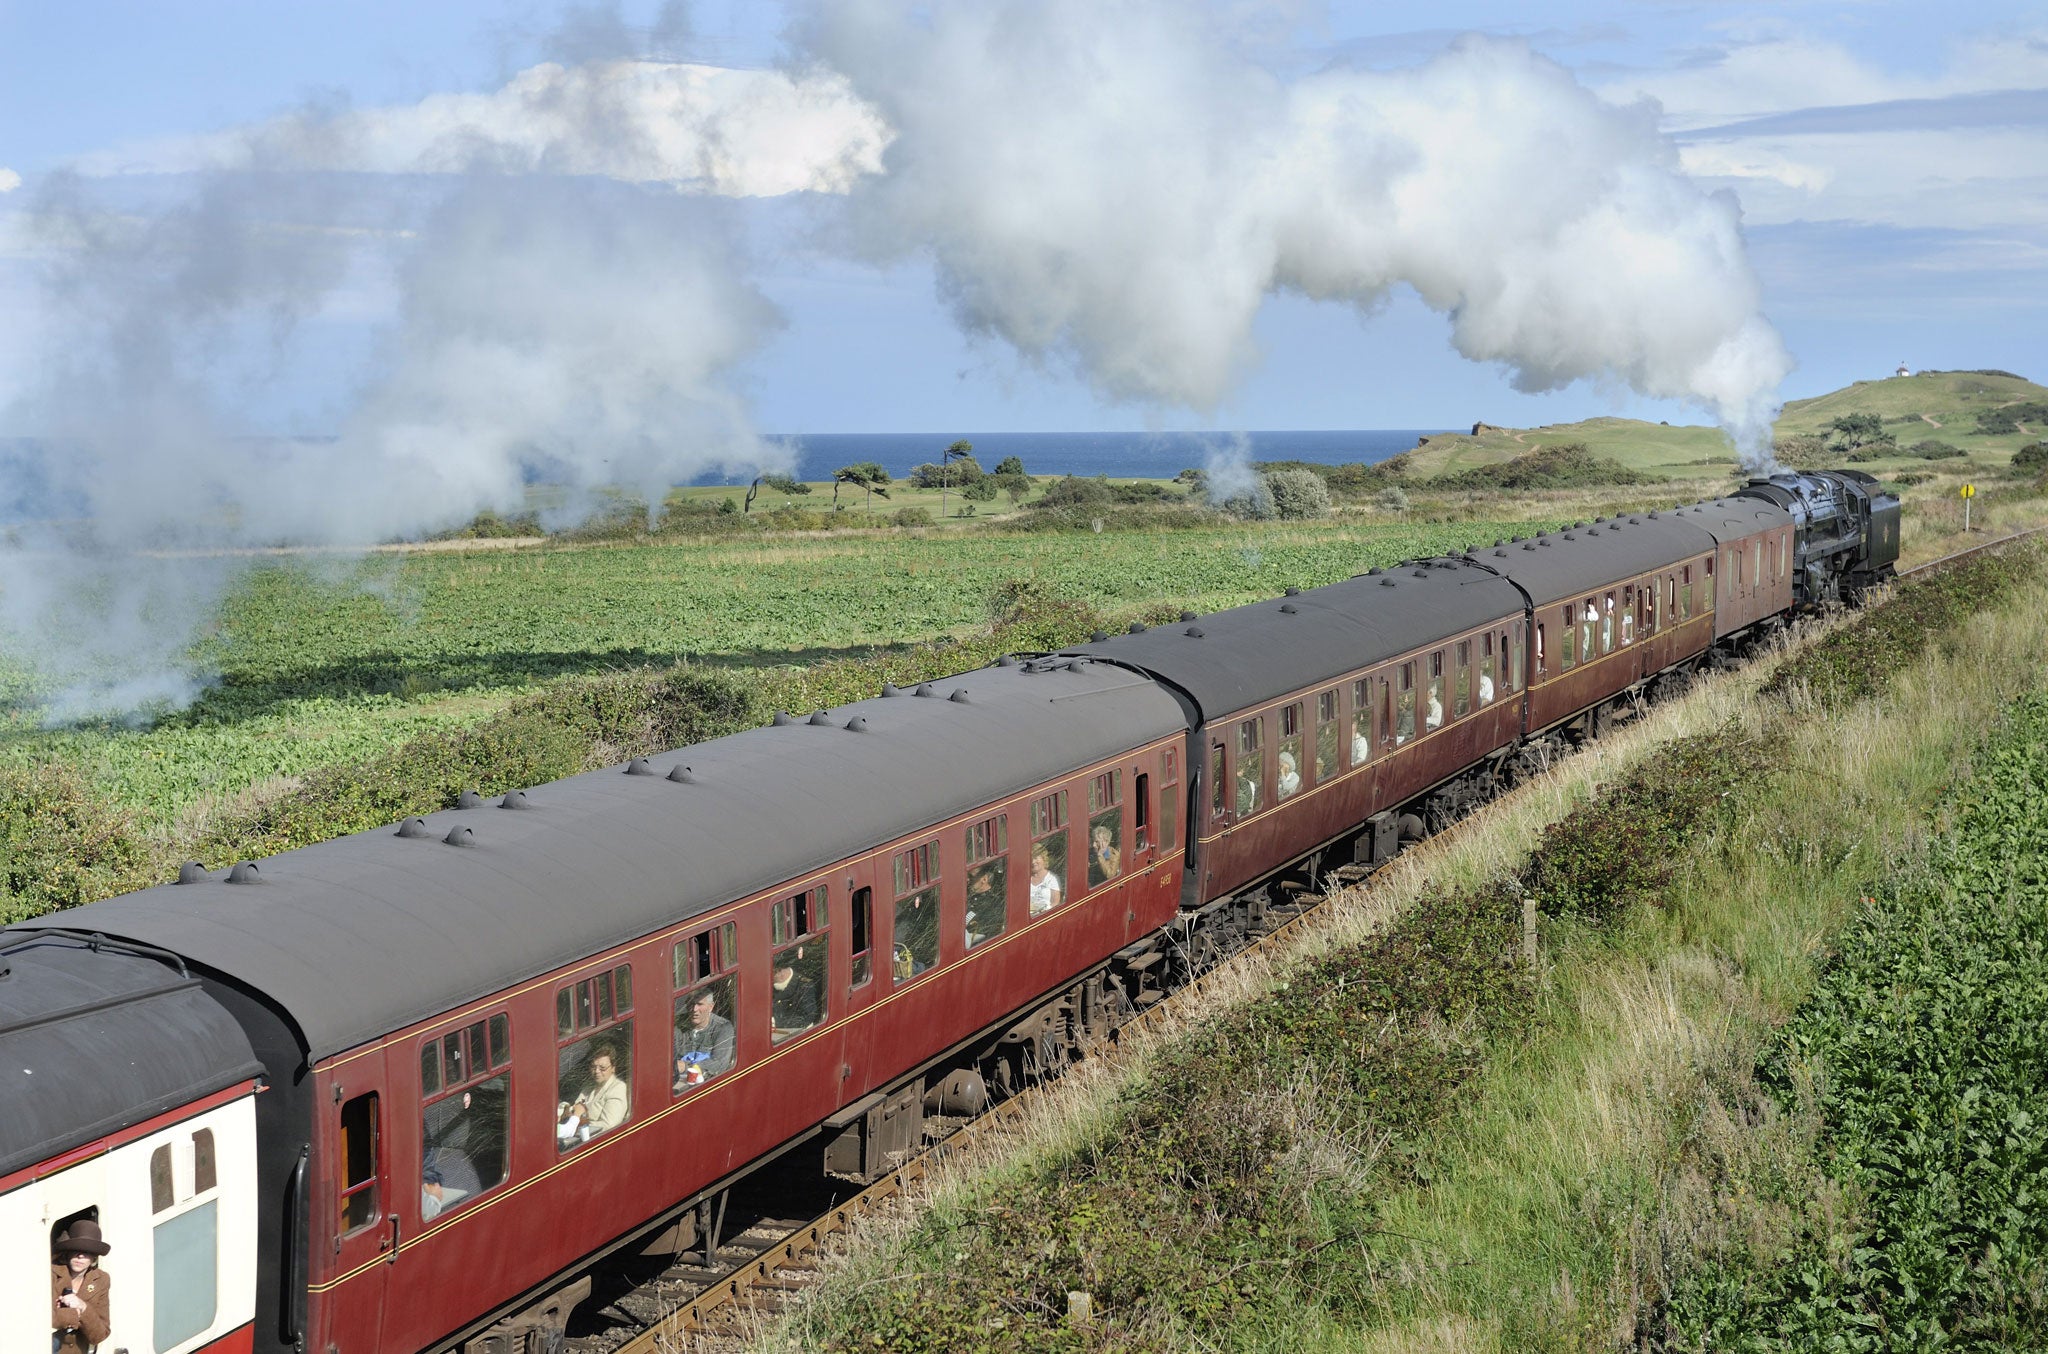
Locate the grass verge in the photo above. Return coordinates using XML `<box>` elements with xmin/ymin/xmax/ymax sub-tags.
<box><xmin>770</xmin><ymin>539</ymin><xmax>2048</xmax><ymax>1352</ymax></box>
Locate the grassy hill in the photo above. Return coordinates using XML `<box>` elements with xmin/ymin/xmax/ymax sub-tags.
<box><xmin>1393</xmin><ymin>368</ymin><xmax>2047</xmax><ymax>483</ymax></box>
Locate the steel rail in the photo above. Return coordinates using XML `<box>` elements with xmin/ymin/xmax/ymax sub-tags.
<box><xmin>611</xmin><ymin>521</ymin><xmax>2044</xmax><ymax>1352</ymax></box>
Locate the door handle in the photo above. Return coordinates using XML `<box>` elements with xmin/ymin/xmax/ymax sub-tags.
<box><xmin>385</xmin><ymin>1212</ymin><xmax>400</xmax><ymax>1263</ymax></box>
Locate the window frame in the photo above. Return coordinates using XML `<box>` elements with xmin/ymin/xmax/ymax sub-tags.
<box><xmin>964</xmin><ymin>814</ymin><xmax>1010</xmax><ymax>949</ymax></box>
<box><xmin>555</xmin><ymin>962</ymin><xmax>635</xmax><ymax>1152</ymax></box>
<box><xmin>891</xmin><ymin>838</ymin><xmax>943</xmax><ymax>982</ymax></box>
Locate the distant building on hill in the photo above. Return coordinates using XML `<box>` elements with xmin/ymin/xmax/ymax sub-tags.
<box><xmin>1895</xmin><ymin>360</ymin><xmax>1912</xmax><ymax>377</ymax></box>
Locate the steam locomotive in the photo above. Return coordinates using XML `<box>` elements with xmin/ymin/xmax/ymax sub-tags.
<box><xmin>1</xmin><ymin>469</ymin><xmax>1897</xmax><ymax>1354</ymax></box>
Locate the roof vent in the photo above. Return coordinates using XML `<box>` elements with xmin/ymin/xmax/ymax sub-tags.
<box><xmin>1284</xmin><ymin>586</ymin><xmax>1301</xmax><ymax>596</ymax></box>
<box><xmin>996</xmin><ymin>655</ymin><xmax>1017</xmax><ymax>667</ymax></box>
<box><xmin>667</xmin><ymin>765</ymin><xmax>694</xmax><ymax>784</ymax></box>
<box><xmin>227</xmin><ymin>861</ymin><xmax>261</xmax><ymax>884</ymax></box>
<box><xmin>1128</xmin><ymin>622</ymin><xmax>1147</xmax><ymax>634</ymax></box>
<box><xmin>1279</xmin><ymin>603</ymin><xmax>1299</xmax><ymax>615</ymax></box>
<box><xmin>1540</xmin><ymin>539</ymin><xmax>1553</xmax><ymax>547</ymax></box>
<box><xmin>1629</xmin><ymin>516</ymin><xmax>1643</xmax><ymax>525</ymax></box>
<box><xmin>1179</xmin><ymin>610</ymin><xmax>1198</xmax><ymax>622</ymax></box>
<box><xmin>808</xmin><ymin>710</ymin><xmax>834</xmax><ymax>726</ymax></box>
<box><xmin>1494</xmin><ymin>540</ymin><xmax>1506</xmax><ymax>548</ymax></box>
<box><xmin>1089</xmin><ymin>630</ymin><xmax>1109</xmax><ymax>642</ymax></box>
<box><xmin>1523</xmin><ymin>543</ymin><xmax>1537</xmax><ymax>551</ymax></box>
<box><xmin>443</xmin><ymin>826</ymin><xmax>475</xmax><ymax>848</ymax></box>
<box><xmin>1380</xmin><ymin>578</ymin><xmax>1397</xmax><ymax>587</ymax></box>
<box><xmin>1511</xmin><ymin>536</ymin><xmax>1524</xmax><ymax>544</ymax></box>
<box><xmin>880</xmin><ymin>683</ymin><xmax>904</xmax><ymax>697</ymax></box>
<box><xmin>1648</xmin><ymin>511</ymin><xmax>1659</xmax><ymax>519</ymax></box>
<box><xmin>397</xmin><ymin>817</ymin><xmax>432</xmax><ymax>839</ymax></box>
<box><xmin>501</xmin><ymin>790</ymin><xmax>531</xmax><ymax>809</ymax></box>
<box><xmin>1563</xmin><ymin>533</ymin><xmax>1576</xmax><ymax>541</ymax></box>
<box><xmin>1185</xmin><ymin>625</ymin><xmax>1205</xmax><ymax>637</ymax></box>
<box><xmin>1575</xmin><ymin>521</ymin><xmax>1589</xmax><ymax>529</ymax></box>
<box><xmin>914</xmin><ymin>683</ymin><xmax>936</xmax><ymax>697</ymax></box>
<box><xmin>1412</xmin><ymin>570</ymin><xmax>1428</xmax><ymax>579</ymax></box>
<box><xmin>457</xmin><ymin>789</ymin><xmax>484</xmax><ymax>808</ymax></box>
<box><xmin>846</xmin><ymin>715</ymin><xmax>870</xmax><ymax>731</ymax></box>
<box><xmin>1495</xmin><ymin>549</ymin><xmax>1508</xmax><ymax>558</ymax></box>
<box><xmin>1367</xmin><ymin>567</ymin><xmax>1383</xmax><ymax>576</ymax></box>
<box><xmin>625</xmin><ymin>758</ymin><xmax>655</xmax><ymax>775</ymax></box>
<box><xmin>175</xmin><ymin>861</ymin><xmax>209</xmax><ymax>885</ymax></box>
<box><xmin>772</xmin><ymin>711</ymin><xmax>795</xmax><ymax>725</ymax></box>
<box><xmin>948</xmin><ymin>690</ymin><xmax>970</xmax><ymax>703</ymax></box>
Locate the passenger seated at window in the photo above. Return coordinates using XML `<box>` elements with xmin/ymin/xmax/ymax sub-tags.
<box><xmin>772</xmin><ymin>957</ymin><xmax>820</xmax><ymax>1033</ymax></box>
<box><xmin>423</xmin><ymin>1143</ymin><xmax>482</xmax><ymax>1199</ymax></box>
<box><xmin>1621</xmin><ymin>600</ymin><xmax>1635</xmax><ymax>644</ymax></box>
<box><xmin>1029</xmin><ymin>844</ymin><xmax>1063</xmax><ymax>916</ymax></box>
<box><xmin>421</xmin><ymin>1165</ymin><xmax>469</xmax><ymax>1221</ymax></box>
<box><xmin>1276</xmin><ymin>750</ymin><xmax>1302</xmax><ymax>800</ymax></box>
<box><xmin>1087</xmin><ymin>821</ymin><xmax>1121</xmax><ymax>888</ymax></box>
<box><xmin>1478</xmin><ymin>671</ymin><xmax>1495</xmax><ymax>704</ymax></box>
<box><xmin>1352</xmin><ymin>726</ymin><xmax>1370</xmax><ymax>765</ymax></box>
<box><xmin>559</xmin><ymin>1046</ymin><xmax>628</xmax><ymax>1144</ymax></box>
<box><xmin>1601</xmin><ymin>597</ymin><xmax>1615</xmax><ymax>651</ymax></box>
<box><xmin>1235</xmin><ymin>768</ymin><xmax>1259</xmax><ymax>813</ymax></box>
<box><xmin>894</xmin><ymin>894</ymin><xmax>939</xmax><ymax>978</ymax></box>
<box><xmin>674</xmin><ymin>990</ymin><xmax>734</xmax><ymax>1090</ymax></box>
<box><xmin>1425</xmin><ymin>689</ymin><xmax>1443</xmax><ymax>731</ymax></box>
<box><xmin>966</xmin><ymin>864</ymin><xmax>1003</xmax><ymax>945</ymax></box>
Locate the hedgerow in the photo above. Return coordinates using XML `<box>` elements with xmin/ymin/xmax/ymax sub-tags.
<box><xmin>1662</xmin><ymin>694</ymin><xmax>2048</xmax><ymax>1349</ymax></box>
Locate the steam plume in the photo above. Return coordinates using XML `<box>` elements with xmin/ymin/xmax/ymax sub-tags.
<box><xmin>804</xmin><ymin>1</ymin><xmax>1791</xmax><ymax>458</ymax></box>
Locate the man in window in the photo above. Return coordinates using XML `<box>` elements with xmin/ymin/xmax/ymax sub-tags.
<box><xmin>674</xmin><ymin>990</ymin><xmax>735</xmax><ymax>1090</ymax></box>
<box><xmin>571</xmin><ymin>1047</ymin><xmax>629</xmax><ymax>1136</ymax></box>
<box><xmin>51</xmin><ymin>1219</ymin><xmax>112</xmax><ymax>1353</ymax></box>
<box><xmin>772</xmin><ymin>959</ymin><xmax>819</xmax><ymax>1032</ymax></box>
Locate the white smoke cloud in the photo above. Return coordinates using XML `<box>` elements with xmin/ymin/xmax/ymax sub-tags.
<box><xmin>0</xmin><ymin>169</ymin><xmax>20</xmax><ymax>194</ymax></box>
<box><xmin>76</xmin><ymin>60</ymin><xmax>889</xmax><ymax>199</ymax></box>
<box><xmin>2</xmin><ymin>83</ymin><xmax>793</xmax><ymax>718</ymax></box>
<box><xmin>802</xmin><ymin>0</ymin><xmax>1793</xmax><ymax>457</ymax></box>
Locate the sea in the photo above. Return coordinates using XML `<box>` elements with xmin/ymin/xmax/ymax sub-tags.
<box><xmin>744</xmin><ymin>429</ymin><xmax>1447</xmax><ymax>484</ymax></box>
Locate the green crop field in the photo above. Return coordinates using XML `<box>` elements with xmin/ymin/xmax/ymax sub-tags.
<box><xmin>1</xmin><ymin>516</ymin><xmax>1571</xmax><ymax>829</ymax></box>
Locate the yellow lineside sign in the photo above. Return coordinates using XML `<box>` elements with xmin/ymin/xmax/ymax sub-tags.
<box><xmin>1961</xmin><ymin>483</ymin><xmax>1976</xmax><ymax>499</ymax></box>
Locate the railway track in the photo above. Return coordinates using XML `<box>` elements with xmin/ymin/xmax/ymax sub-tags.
<box><xmin>577</xmin><ymin>524</ymin><xmax>2045</xmax><ymax>1354</ymax></box>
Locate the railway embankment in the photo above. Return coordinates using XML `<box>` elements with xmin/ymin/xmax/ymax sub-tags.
<box><xmin>773</xmin><ymin>540</ymin><xmax>2048</xmax><ymax>1352</ymax></box>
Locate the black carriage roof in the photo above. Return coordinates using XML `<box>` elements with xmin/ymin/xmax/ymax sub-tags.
<box><xmin>0</xmin><ymin>933</ymin><xmax>262</xmax><ymax>1178</ymax></box>
<box><xmin>1481</xmin><ymin>511</ymin><xmax>1719</xmax><ymax>609</ymax></box>
<box><xmin>14</xmin><ymin>662</ymin><xmax>1182</xmax><ymax>1063</ymax></box>
<box><xmin>1061</xmin><ymin>558</ymin><xmax>1525</xmax><ymax>720</ymax></box>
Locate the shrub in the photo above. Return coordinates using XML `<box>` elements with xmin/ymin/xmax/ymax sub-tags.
<box><xmin>1376</xmin><ymin>486</ymin><xmax>1411</xmax><ymax>512</ymax></box>
<box><xmin>991</xmin><ymin>455</ymin><xmax>1027</xmax><ymax>476</ymax></box>
<box><xmin>1218</xmin><ymin>478</ymin><xmax>1274</xmax><ymax>520</ymax></box>
<box><xmin>905</xmin><ymin>455</ymin><xmax>983</xmax><ymax>488</ymax></box>
<box><xmin>1905</xmin><ymin>439</ymin><xmax>1964</xmax><ymax>459</ymax></box>
<box><xmin>1263</xmin><ymin>467</ymin><xmax>1331</xmax><ymax>520</ymax></box>
<box><xmin>2013</xmin><ymin>441</ymin><xmax>2048</xmax><ymax>474</ymax></box>
<box><xmin>0</xmin><ymin>761</ymin><xmax>153</xmax><ymax>921</ymax></box>
<box><xmin>892</xmin><ymin>505</ymin><xmax>933</xmax><ymax>528</ymax></box>
<box><xmin>1774</xmin><ymin>434</ymin><xmax>1830</xmax><ymax>468</ymax></box>
<box><xmin>1976</xmin><ymin>409</ymin><xmax>2020</xmax><ymax>436</ymax></box>
<box><xmin>1427</xmin><ymin>443</ymin><xmax>1645</xmax><ymax>491</ymax></box>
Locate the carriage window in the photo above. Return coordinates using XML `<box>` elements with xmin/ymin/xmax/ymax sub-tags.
<box><xmin>1208</xmin><ymin>744</ymin><xmax>1227</xmax><ymax>824</ymax></box>
<box><xmin>1479</xmin><ymin>634</ymin><xmax>1497</xmax><ymax>705</ymax></box>
<box><xmin>1316</xmin><ymin>690</ymin><xmax>1340</xmax><ymax>779</ymax></box>
<box><xmin>1559</xmin><ymin>606</ymin><xmax>1576</xmax><ymax>671</ymax></box>
<box><xmin>1621</xmin><ymin>586</ymin><xmax>1636</xmax><ymax>645</ymax></box>
<box><xmin>1031</xmin><ymin>789</ymin><xmax>1070</xmax><ymax>916</ymax></box>
<box><xmin>1158</xmin><ymin>749</ymin><xmax>1180</xmax><ymax>854</ymax></box>
<box><xmin>674</xmin><ymin>922</ymin><xmax>739</xmax><ymax>1093</ymax></box>
<box><xmin>771</xmin><ymin>885</ymin><xmax>828</xmax><ymax>1042</ymax></box>
<box><xmin>1236</xmin><ymin>718</ymin><xmax>1263</xmax><ymax>817</ymax></box>
<box><xmin>1133</xmin><ymin>773</ymin><xmax>1151</xmax><ymax>851</ymax></box>
<box><xmin>1277</xmin><ymin>703</ymin><xmax>1304</xmax><ymax>800</ymax></box>
<box><xmin>1510</xmin><ymin>624</ymin><xmax>1525</xmax><ymax>691</ymax></box>
<box><xmin>893</xmin><ymin>840</ymin><xmax>941</xmax><ymax>979</ymax></box>
<box><xmin>849</xmin><ymin>888</ymin><xmax>873</xmax><ymax>990</ymax></box>
<box><xmin>151</xmin><ymin>1144</ymin><xmax>174</xmax><ymax>1213</ymax></box>
<box><xmin>1454</xmin><ymin>641</ymin><xmax>1472</xmax><ymax>717</ymax></box>
<box><xmin>338</xmin><ymin>1092</ymin><xmax>379</xmax><ymax>1236</ymax></box>
<box><xmin>1602</xmin><ymin>593</ymin><xmax>1617</xmax><ymax>653</ymax></box>
<box><xmin>557</xmin><ymin>968</ymin><xmax>632</xmax><ymax>1151</ymax></box>
<box><xmin>965</xmin><ymin>815</ymin><xmax>1009</xmax><ymax>949</ymax></box>
<box><xmin>152</xmin><ymin>1199</ymin><xmax>218</xmax><ymax>1351</ymax></box>
<box><xmin>193</xmin><ymin>1128</ymin><xmax>216</xmax><ymax>1195</ymax></box>
<box><xmin>1705</xmin><ymin>556</ymin><xmax>1716</xmax><ymax>608</ymax></box>
<box><xmin>1396</xmin><ymin>664</ymin><xmax>1416</xmax><ymax>744</ymax></box>
<box><xmin>1425</xmin><ymin>653</ymin><xmax>1445</xmax><ymax>731</ymax></box>
<box><xmin>1086</xmin><ymin>771</ymin><xmax>1125</xmax><ymax>889</ymax></box>
<box><xmin>422</xmin><ymin>1014</ymin><xmax>510</xmax><ymax>1218</ymax></box>
<box><xmin>1536</xmin><ymin>623</ymin><xmax>1548</xmax><ymax>676</ymax></box>
<box><xmin>1681</xmin><ymin>565</ymin><xmax>1694</xmax><ymax>618</ymax></box>
<box><xmin>1352</xmin><ymin>680</ymin><xmax>1372</xmax><ymax>765</ymax></box>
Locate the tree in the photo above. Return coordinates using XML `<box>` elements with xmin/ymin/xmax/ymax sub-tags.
<box><xmin>962</xmin><ymin>475</ymin><xmax>998</xmax><ymax>503</ymax></box>
<box><xmin>992</xmin><ymin>454</ymin><xmax>1027</xmax><ymax>477</ymax></box>
<box><xmin>832</xmin><ymin>463</ymin><xmax>892</xmax><ymax>515</ymax></box>
<box><xmin>940</xmin><ymin>440</ymin><xmax>974</xmax><ymax>519</ymax></box>
<box><xmin>743</xmin><ymin>473</ymin><xmax>810</xmax><ymax>514</ymax></box>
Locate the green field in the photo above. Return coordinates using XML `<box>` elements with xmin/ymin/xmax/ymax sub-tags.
<box><xmin>1</xmin><ymin>518</ymin><xmax>1571</xmax><ymax>830</ymax></box>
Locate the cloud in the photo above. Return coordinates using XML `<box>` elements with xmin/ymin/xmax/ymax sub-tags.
<box><xmin>1685</xmin><ymin>86</ymin><xmax>2048</xmax><ymax>138</ymax></box>
<box><xmin>804</xmin><ymin>1</ymin><xmax>1790</xmax><ymax>453</ymax></box>
<box><xmin>77</xmin><ymin>60</ymin><xmax>890</xmax><ymax>198</ymax></box>
<box><xmin>0</xmin><ymin>168</ymin><xmax>20</xmax><ymax>193</ymax></box>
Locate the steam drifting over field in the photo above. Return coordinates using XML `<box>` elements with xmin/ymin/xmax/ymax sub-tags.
<box><xmin>0</xmin><ymin>2</ymin><xmax>1791</xmax><ymax>717</ymax></box>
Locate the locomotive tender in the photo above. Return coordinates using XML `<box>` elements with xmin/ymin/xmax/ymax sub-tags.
<box><xmin>2</xmin><ymin>471</ymin><xmax>1896</xmax><ymax>1354</ymax></box>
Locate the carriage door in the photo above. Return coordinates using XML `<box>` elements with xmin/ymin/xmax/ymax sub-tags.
<box><xmin>319</xmin><ymin>1073</ymin><xmax>392</xmax><ymax>1350</ymax></box>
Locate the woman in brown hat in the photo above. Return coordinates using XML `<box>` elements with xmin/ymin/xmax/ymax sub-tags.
<box><xmin>51</xmin><ymin>1218</ymin><xmax>112</xmax><ymax>1351</ymax></box>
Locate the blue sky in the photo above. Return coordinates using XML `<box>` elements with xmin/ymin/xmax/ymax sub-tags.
<box><xmin>2</xmin><ymin>1</ymin><xmax>2044</xmax><ymax>435</ymax></box>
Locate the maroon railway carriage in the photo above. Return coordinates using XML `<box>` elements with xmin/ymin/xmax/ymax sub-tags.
<box><xmin>32</xmin><ymin>661</ymin><xmax>1184</xmax><ymax>1353</ymax></box>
